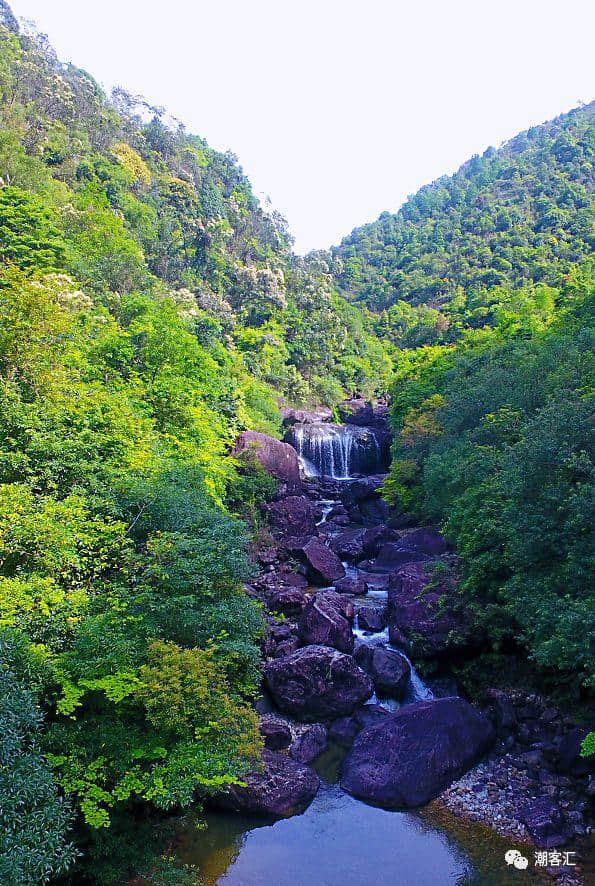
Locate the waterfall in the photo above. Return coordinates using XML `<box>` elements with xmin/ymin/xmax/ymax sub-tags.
<box><xmin>287</xmin><ymin>422</ymin><xmax>385</xmax><ymax>478</ymax></box>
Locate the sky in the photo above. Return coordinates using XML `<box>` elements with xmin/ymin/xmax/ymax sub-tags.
<box><xmin>8</xmin><ymin>0</ymin><xmax>595</xmax><ymax>253</ymax></box>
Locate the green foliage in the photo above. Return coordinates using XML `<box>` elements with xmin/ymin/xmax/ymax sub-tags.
<box><xmin>580</xmin><ymin>732</ymin><xmax>595</xmax><ymax>757</ymax></box>
<box><xmin>334</xmin><ymin>102</ymin><xmax>595</xmax><ymax>336</ymax></box>
<box><xmin>0</xmin><ymin>629</ymin><xmax>77</xmax><ymax>884</ymax></box>
<box><xmin>385</xmin><ymin>267</ymin><xmax>595</xmax><ymax>689</ymax></box>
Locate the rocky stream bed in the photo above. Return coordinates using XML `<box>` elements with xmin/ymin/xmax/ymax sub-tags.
<box><xmin>177</xmin><ymin>403</ymin><xmax>593</xmax><ymax>884</ymax></box>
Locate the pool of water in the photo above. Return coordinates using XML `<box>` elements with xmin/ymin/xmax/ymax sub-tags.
<box><xmin>175</xmin><ymin>745</ymin><xmax>482</xmax><ymax>886</ymax></box>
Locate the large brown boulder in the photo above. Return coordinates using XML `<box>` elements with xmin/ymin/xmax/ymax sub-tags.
<box><xmin>387</xmin><ymin>561</ymin><xmax>471</xmax><ymax>657</ymax></box>
<box><xmin>298</xmin><ymin>590</ymin><xmax>354</xmax><ymax>653</ymax></box>
<box><xmin>292</xmin><ymin>537</ymin><xmax>346</xmax><ymax>585</ymax></box>
<box><xmin>263</xmin><ymin>645</ymin><xmax>373</xmax><ymax>721</ymax></box>
<box><xmin>233</xmin><ymin>431</ymin><xmax>301</xmax><ymax>488</ymax></box>
<box><xmin>216</xmin><ymin>749</ymin><xmax>319</xmax><ymax>816</ymax></box>
<box><xmin>341</xmin><ymin>697</ymin><xmax>494</xmax><ymax>807</ymax></box>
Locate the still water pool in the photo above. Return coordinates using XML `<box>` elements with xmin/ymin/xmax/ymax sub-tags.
<box><xmin>174</xmin><ymin>744</ymin><xmax>538</xmax><ymax>886</ymax></box>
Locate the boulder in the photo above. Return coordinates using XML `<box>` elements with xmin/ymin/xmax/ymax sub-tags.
<box><xmin>293</xmin><ymin>537</ymin><xmax>346</xmax><ymax>585</ymax></box>
<box><xmin>368</xmin><ymin>647</ymin><xmax>411</xmax><ymax>697</ymax></box>
<box><xmin>339</xmin><ymin>399</ymin><xmax>390</xmax><ymax>427</ymax></box>
<box><xmin>369</xmin><ymin>543</ymin><xmax>430</xmax><ymax>573</ymax></box>
<box><xmin>341</xmin><ymin>697</ymin><xmax>494</xmax><ymax>807</ymax></box>
<box><xmin>266</xmin><ymin>496</ymin><xmax>319</xmax><ymax>536</ymax></box>
<box><xmin>398</xmin><ymin>526</ymin><xmax>450</xmax><ymax>556</ymax></box>
<box><xmin>356</xmin><ymin>606</ymin><xmax>386</xmax><ymax>632</ymax></box>
<box><xmin>264</xmin><ymin>645</ymin><xmax>373</xmax><ymax>721</ymax></box>
<box><xmin>273</xmin><ymin>637</ymin><xmax>301</xmax><ymax>658</ymax></box>
<box><xmin>281</xmin><ymin>406</ymin><xmax>333</xmax><ymax>426</ymax></box>
<box><xmin>331</xmin><ymin>525</ymin><xmax>396</xmax><ymax>562</ymax></box>
<box><xmin>259</xmin><ymin>716</ymin><xmax>292</xmax><ymax>750</ymax></box>
<box><xmin>266</xmin><ymin>586</ymin><xmax>308</xmax><ymax>617</ymax></box>
<box><xmin>519</xmin><ymin>797</ymin><xmax>573</xmax><ymax>848</ymax></box>
<box><xmin>329</xmin><ymin>704</ymin><xmax>390</xmax><ymax>749</ymax></box>
<box><xmin>299</xmin><ymin>591</ymin><xmax>355</xmax><ymax>653</ymax></box>
<box><xmin>233</xmin><ymin>431</ymin><xmax>301</xmax><ymax>489</ymax></box>
<box><xmin>290</xmin><ymin>723</ymin><xmax>328</xmax><ymax>763</ymax></box>
<box><xmin>334</xmin><ymin>575</ymin><xmax>368</xmax><ymax>596</ymax></box>
<box><xmin>216</xmin><ymin>749</ymin><xmax>319</xmax><ymax>816</ymax></box>
<box><xmin>387</xmin><ymin>561</ymin><xmax>471</xmax><ymax>657</ymax></box>
<box><xmin>480</xmin><ymin>689</ymin><xmax>516</xmax><ymax>733</ymax></box>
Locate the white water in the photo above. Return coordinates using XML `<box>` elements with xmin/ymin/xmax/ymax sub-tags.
<box><xmin>288</xmin><ymin>422</ymin><xmax>384</xmax><ymax>478</ymax></box>
<box><xmin>353</xmin><ymin>619</ymin><xmax>434</xmax><ymax>706</ymax></box>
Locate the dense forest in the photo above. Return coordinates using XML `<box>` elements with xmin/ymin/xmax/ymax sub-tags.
<box><xmin>0</xmin><ymin>1</ymin><xmax>592</xmax><ymax>883</ymax></box>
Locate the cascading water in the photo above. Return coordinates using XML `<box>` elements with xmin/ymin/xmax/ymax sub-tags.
<box><xmin>287</xmin><ymin>422</ymin><xmax>386</xmax><ymax>478</ymax></box>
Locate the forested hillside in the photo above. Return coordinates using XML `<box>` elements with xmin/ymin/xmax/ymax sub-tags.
<box><xmin>330</xmin><ymin>106</ymin><xmax>594</xmax><ymax>695</ymax></box>
<box><xmin>333</xmin><ymin>102</ymin><xmax>594</xmax><ymax>347</ymax></box>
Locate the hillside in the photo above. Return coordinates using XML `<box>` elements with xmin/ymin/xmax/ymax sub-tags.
<box><xmin>332</xmin><ymin>102</ymin><xmax>594</xmax><ymax>346</ymax></box>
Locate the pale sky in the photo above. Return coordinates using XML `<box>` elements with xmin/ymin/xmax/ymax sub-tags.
<box><xmin>8</xmin><ymin>0</ymin><xmax>595</xmax><ymax>253</ymax></box>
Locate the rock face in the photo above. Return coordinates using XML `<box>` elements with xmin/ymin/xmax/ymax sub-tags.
<box><xmin>329</xmin><ymin>704</ymin><xmax>390</xmax><ymax>748</ymax></box>
<box><xmin>341</xmin><ymin>697</ymin><xmax>494</xmax><ymax>807</ymax></box>
<box><xmin>233</xmin><ymin>431</ymin><xmax>301</xmax><ymax>488</ymax></box>
<box><xmin>368</xmin><ymin>543</ymin><xmax>429</xmax><ymax>572</ymax></box>
<box><xmin>266</xmin><ymin>496</ymin><xmax>319</xmax><ymax>536</ymax></box>
<box><xmin>292</xmin><ymin>538</ymin><xmax>346</xmax><ymax>585</ymax></box>
<box><xmin>281</xmin><ymin>406</ymin><xmax>333</xmax><ymax>426</ymax></box>
<box><xmin>339</xmin><ymin>399</ymin><xmax>390</xmax><ymax>429</ymax></box>
<box><xmin>387</xmin><ymin>561</ymin><xmax>470</xmax><ymax>657</ymax></box>
<box><xmin>216</xmin><ymin>749</ymin><xmax>320</xmax><ymax>816</ymax></box>
<box><xmin>290</xmin><ymin>723</ymin><xmax>328</xmax><ymax>763</ymax></box>
<box><xmin>264</xmin><ymin>645</ymin><xmax>373</xmax><ymax>721</ymax></box>
<box><xmin>298</xmin><ymin>591</ymin><xmax>354</xmax><ymax>654</ymax></box>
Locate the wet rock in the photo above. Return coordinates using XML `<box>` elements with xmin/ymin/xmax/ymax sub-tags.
<box><xmin>216</xmin><ymin>749</ymin><xmax>320</xmax><ymax>816</ymax></box>
<box><xmin>298</xmin><ymin>591</ymin><xmax>355</xmax><ymax>653</ymax></box>
<box><xmin>341</xmin><ymin>697</ymin><xmax>495</xmax><ymax>807</ymax></box>
<box><xmin>290</xmin><ymin>723</ymin><xmax>328</xmax><ymax>763</ymax></box>
<box><xmin>266</xmin><ymin>496</ymin><xmax>319</xmax><ymax>536</ymax></box>
<box><xmin>263</xmin><ymin>645</ymin><xmax>373</xmax><ymax>721</ymax></box>
<box><xmin>427</xmin><ymin>677</ymin><xmax>460</xmax><ymax>698</ymax></box>
<box><xmin>367</xmin><ymin>647</ymin><xmax>411</xmax><ymax>697</ymax></box>
<box><xmin>357</xmin><ymin>606</ymin><xmax>386</xmax><ymax>632</ymax></box>
<box><xmin>232</xmin><ymin>431</ymin><xmax>301</xmax><ymax>489</ymax></box>
<box><xmin>387</xmin><ymin>561</ymin><xmax>472</xmax><ymax>657</ymax></box>
<box><xmin>519</xmin><ymin>797</ymin><xmax>573</xmax><ymax>848</ymax></box>
<box><xmin>334</xmin><ymin>575</ymin><xmax>368</xmax><ymax>596</ymax></box>
<box><xmin>260</xmin><ymin>716</ymin><xmax>292</xmax><ymax>750</ymax></box>
<box><xmin>292</xmin><ymin>537</ymin><xmax>346</xmax><ymax>585</ymax></box>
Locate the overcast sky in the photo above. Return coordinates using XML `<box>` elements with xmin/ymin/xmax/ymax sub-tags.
<box><xmin>9</xmin><ymin>0</ymin><xmax>594</xmax><ymax>253</ymax></box>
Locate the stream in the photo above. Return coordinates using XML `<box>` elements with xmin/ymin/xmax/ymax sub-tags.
<box><xmin>173</xmin><ymin>421</ymin><xmax>536</xmax><ymax>885</ymax></box>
